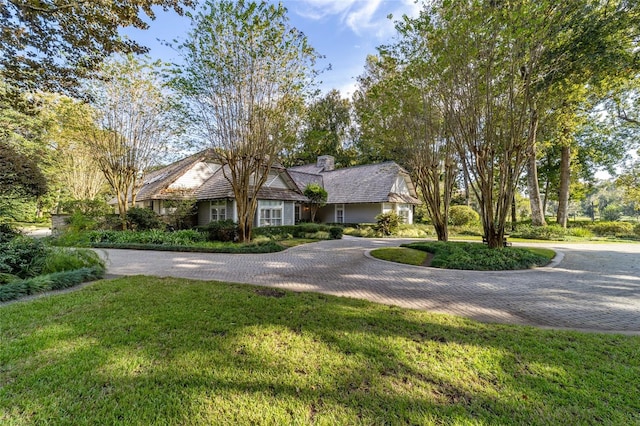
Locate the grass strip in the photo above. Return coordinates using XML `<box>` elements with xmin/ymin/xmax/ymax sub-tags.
<box><xmin>0</xmin><ymin>276</ymin><xmax>637</xmax><ymax>424</ymax></box>
<box><xmin>370</xmin><ymin>247</ymin><xmax>429</xmax><ymax>266</ymax></box>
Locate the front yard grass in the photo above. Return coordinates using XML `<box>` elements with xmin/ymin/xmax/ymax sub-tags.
<box><xmin>1</xmin><ymin>276</ymin><xmax>638</xmax><ymax>424</ymax></box>
<box><xmin>370</xmin><ymin>247</ymin><xmax>429</xmax><ymax>266</ymax></box>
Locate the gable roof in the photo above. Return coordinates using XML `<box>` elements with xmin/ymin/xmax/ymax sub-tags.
<box><xmin>194</xmin><ymin>165</ymin><xmax>307</xmax><ymax>202</ymax></box>
<box><xmin>315</xmin><ymin>161</ymin><xmax>420</xmax><ymax>204</ymax></box>
<box><xmin>136</xmin><ymin>150</ymin><xmax>213</xmax><ymax>201</ymax></box>
<box><xmin>135</xmin><ymin>150</ymin><xmax>306</xmax><ymax>203</ymax></box>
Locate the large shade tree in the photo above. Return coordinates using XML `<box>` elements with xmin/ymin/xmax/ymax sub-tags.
<box><xmin>173</xmin><ymin>0</ymin><xmax>318</xmax><ymax>242</ymax></box>
<box><xmin>0</xmin><ymin>0</ymin><xmax>194</xmax><ymax>96</ymax></box>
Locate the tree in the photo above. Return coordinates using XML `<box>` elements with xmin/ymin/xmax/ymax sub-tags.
<box><xmin>303</xmin><ymin>183</ymin><xmax>327</xmax><ymax>223</ymax></box>
<box><xmin>290</xmin><ymin>89</ymin><xmax>355</xmax><ymax>167</ymax></box>
<box><xmin>0</xmin><ymin>0</ymin><xmax>194</xmax><ymax>96</ymax></box>
<box><xmin>0</xmin><ymin>141</ymin><xmax>47</xmax><ymax>199</ymax></box>
<box><xmin>87</xmin><ymin>55</ymin><xmax>180</xmax><ymax>229</ymax></box>
<box><xmin>525</xmin><ymin>1</ymin><xmax>640</xmax><ymax>228</ymax></box>
<box><xmin>172</xmin><ymin>0</ymin><xmax>318</xmax><ymax>242</ymax></box>
<box><xmin>36</xmin><ymin>94</ymin><xmax>108</xmax><ymax>206</ymax></box>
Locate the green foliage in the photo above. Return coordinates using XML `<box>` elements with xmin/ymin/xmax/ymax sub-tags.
<box><xmin>510</xmin><ymin>225</ymin><xmax>569</xmax><ymax>241</ymax></box>
<box><xmin>203</xmin><ymin>220</ymin><xmax>238</xmax><ymax>242</ymax></box>
<box><xmin>374</xmin><ymin>212</ymin><xmax>402</xmax><ymax>236</ymax></box>
<box><xmin>0</xmin><ymin>266</ymin><xmax>104</xmax><ymax>302</ymax></box>
<box><xmin>590</xmin><ymin>221</ymin><xmax>634</xmax><ymax>237</ymax></box>
<box><xmin>252</xmin><ymin>223</ymin><xmax>342</xmax><ymax>240</ymax></box>
<box><xmin>0</xmin><ymin>222</ymin><xmax>20</xmax><ymax>244</ymax></box>
<box><xmin>41</xmin><ymin>248</ymin><xmax>105</xmax><ymax>275</ymax></box>
<box><xmin>329</xmin><ymin>226</ymin><xmax>343</xmax><ymax>239</ymax></box>
<box><xmin>88</xmin><ymin>229</ymin><xmax>206</xmax><ymax>246</ymax></box>
<box><xmin>0</xmin><ymin>140</ymin><xmax>48</xmax><ymax>198</ymax></box>
<box><xmin>0</xmin><ymin>236</ymin><xmax>48</xmax><ymax>278</ymax></box>
<box><xmin>91</xmin><ymin>241</ymin><xmax>284</xmax><ymax>254</ymax></box>
<box><xmin>0</xmin><ymin>0</ymin><xmax>195</xmax><ymax>96</ymax></box>
<box><xmin>126</xmin><ymin>207</ymin><xmax>164</xmax><ymax>231</ymax></box>
<box><xmin>164</xmin><ymin>198</ymin><xmax>197</xmax><ymax>229</ymax></box>
<box><xmin>303</xmin><ymin>183</ymin><xmax>328</xmax><ymax>222</ymax></box>
<box><xmin>404</xmin><ymin>242</ymin><xmax>552</xmax><ymax>270</ymax></box>
<box><xmin>601</xmin><ymin>204</ymin><xmax>622</xmax><ymax>221</ymax></box>
<box><xmin>448</xmin><ymin>205</ymin><xmax>479</xmax><ymax>226</ymax></box>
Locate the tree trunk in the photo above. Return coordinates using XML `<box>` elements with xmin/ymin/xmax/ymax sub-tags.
<box><xmin>526</xmin><ymin>107</ymin><xmax>546</xmax><ymax>227</ymax></box>
<box><xmin>433</xmin><ymin>219</ymin><xmax>448</xmax><ymax>241</ymax></box>
<box><xmin>556</xmin><ymin>145</ymin><xmax>571</xmax><ymax>228</ymax></box>
<box><xmin>511</xmin><ymin>196</ymin><xmax>517</xmax><ymax>231</ymax></box>
<box><xmin>527</xmin><ymin>151</ymin><xmax>546</xmax><ymax>227</ymax></box>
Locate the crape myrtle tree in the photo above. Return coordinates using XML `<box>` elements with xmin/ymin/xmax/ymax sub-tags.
<box><xmin>87</xmin><ymin>55</ymin><xmax>180</xmax><ymax>229</ymax></box>
<box><xmin>399</xmin><ymin>0</ymin><xmax>559</xmax><ymax>248</ymax></box>
<box><xmin>353</xmin><ymin>54</ymin><xmax>456</xmax><ymax>241</ymax></box>
<box><xmin>173</xmin><ymin>0</ymin><xmax>318</xmax><ymax>242</ymax></box>
<box><xmin>0</xmin><ymin>0</ymin><xmax>194</xmax><ymax>97</ymax></box>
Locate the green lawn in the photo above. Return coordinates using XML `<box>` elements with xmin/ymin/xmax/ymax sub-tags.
<box><xmin>369</xmin><ymin>247</ymin><xmax>429</xmax><ymax>266</ymax></box>
<box><xmin>1</xmin><ymin>277</ymin><xmax>638</xmax><ymax>424</ymax></box>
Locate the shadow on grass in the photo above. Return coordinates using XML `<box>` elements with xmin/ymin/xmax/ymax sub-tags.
<box><xmin>1</xmin><ymin>276</ymin><xmax>638</xmax><ymax>424</ymax></box>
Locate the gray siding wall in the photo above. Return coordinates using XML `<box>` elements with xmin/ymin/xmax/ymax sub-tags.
<box><xmin>284</xmin><ymin>201</ymin><xmax>294</xmax><ymax>226</ymax></box>
<box><xmin>197</xmin><ymin>201</ymin><xmax>210</xmax><ymax>226</ymax></box>
<box><xmin>317</xmin><ymin>203</ymin><xmax>382</xmax><ymax>224</ymax></box>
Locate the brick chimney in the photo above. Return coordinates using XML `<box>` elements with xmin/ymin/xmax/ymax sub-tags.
<box><xmin>316</xmin><ymin>155</ymin><xmax>335</xmax><ymax>172</ymax></box>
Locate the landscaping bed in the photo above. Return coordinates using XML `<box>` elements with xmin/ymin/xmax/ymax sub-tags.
<box><xmin>0</xmin><ymin>227</ymin><xmax>105</xmax><ymax>302</ymax></box>
<box><xmin>371</xmin><ymin>241</ymin><xmax>554</xmax><ymax>270</ymax></box>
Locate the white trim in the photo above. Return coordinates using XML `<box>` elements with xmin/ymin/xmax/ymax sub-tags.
<box><xmin>335</xmin><ymin>203</ymin><xmax>345</xmax><ymax>223</ymax></box>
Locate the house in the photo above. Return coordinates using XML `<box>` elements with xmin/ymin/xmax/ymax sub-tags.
<box><xmin>133</xmin><ymin>151</ymin><xmax>421</xmax><ymax>227</ymax></box>
<box><xmin>289</xmin><ymin>155</ymin><xmax>420</xmax><ymax>224</ymax></box>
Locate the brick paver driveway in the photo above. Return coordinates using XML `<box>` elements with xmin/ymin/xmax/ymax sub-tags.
<box><xmin>99</xmin><ymin>237</ymin><xmax>640</xmax><ymax>335</ymax></box>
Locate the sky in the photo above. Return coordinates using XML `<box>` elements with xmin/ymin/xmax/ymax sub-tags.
<box><xmin>121</xmin><ymin>0</ymin><xmax>422</xmax><ymax>98</ymax></box>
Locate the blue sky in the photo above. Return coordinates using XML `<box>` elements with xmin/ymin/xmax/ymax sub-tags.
<box><xmin>121</xmin><ymin>0</ymin><xmax>421</xmax><ymax>98</ymax></box>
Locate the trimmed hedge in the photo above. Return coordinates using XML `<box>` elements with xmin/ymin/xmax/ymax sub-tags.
<box><xmin>91</xmin><ymin>241</ymin><xmax>285</xmax><ymax>254</ymax></box>
<box><xmin>589</xmin><ymin>221</ymin><xmax>634</xmax><ymax>237</ymax></box>
<box><xmin>253</xmin><ymin>224</ymin><xmax>343</xmax><ymax>240</ymax></box>
<box><xmin>0</xmin><ymin>266</ymin><xmax>105</xmax><ymax>302</ymax></box>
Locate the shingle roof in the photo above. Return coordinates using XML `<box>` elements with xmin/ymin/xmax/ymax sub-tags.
<box><xmin>288</xmin><ymin>170</ymin><xmax>324</xmax><ymax>191</ymax></box>
<box><xmin>194</xmin><ymin>165</ymin><xmax>307</xmax><ymax>202</ymax></box>
<box><xmin>136</xmin><ymin>149</ymin><xmax>214</xmax><ymax>201</ymax></box>
<box><xmin>296</xmin><ymin>161</ymin><xmax>420</xmax><ymax>204</ymax></box>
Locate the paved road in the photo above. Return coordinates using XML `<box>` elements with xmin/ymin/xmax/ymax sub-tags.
<box><xmin>98</xmin><ymin>238</ymin><xmax>640</xmax><ymax>335</ymax></box>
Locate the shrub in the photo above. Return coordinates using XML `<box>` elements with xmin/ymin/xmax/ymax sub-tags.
<box><xmin>0</xmin><ymin>222</ymin><xmax>20</xmax><ymax>244</ymax></box>
<box><xmin>590</xmin><ymin>221</ymin><xmax>633</xmax><ymax>237</ymax></box>
<box><xmin>448</xmin><ymin>205</ymin><xmax>479</xmax><ymax>226</ymax></box>
<box><xmin>0</xmin><ymin>236</ymin><xmax>49</xmax><ymax>278</ymax></box>
<box><xmin>567</xmin><ymin>227</ymin><xmax>594</xmax><ymax>238</ymax></box>
<box><xmin>252</xmin><ymin>224</ymin><xmax>340</xmax><ymax>240</ymax></box>
<box><xmin>395</xmin><ymin>224</ymin><xmax>432</xmax><ymax>238</ymax></box>
<box><xmin>510</xmin><ymin>224</ymin><xmax>568</xmax><ymax>240</ymax></box>
<box><xmin>601</xmin><ymin>205</ymin><xmax>622</xmax><ymax>222</ymax></box>
<box><xmin>374</xmin><ymin>212</ymin><xmax>402</xmax><ymax>236</ymax></box>
<box><xmin>41</xmin><ymin>248</ymin><xmax>104</xmax><ymax>274</ymax></box>
<box><xmin>403</xmin><ymin>241</ymin><xmax>551</xmax><ymax>270</ymax></box>
<box><xmin>126</xmin><ymin>207</ymin><xmax>163</xmax><ymax>231</ymax></box>
<box><xmin>329</xmin><ymin>226</ymin><xmax>343</xmax><ymax>239</ymax></box>
<box><xmin>0</xmin><ymin>266</ymin><xmax>104</xmax><ymax>302</ymax></box>
<box><xmin>204</xmin><ymin>220</ymin><xmax>239</xmax><ymax>242</ymax></box>
<box><xmin>635</xmin><ymin>223</ymin><xmax>640</xmax><ymax>237</ymax></box>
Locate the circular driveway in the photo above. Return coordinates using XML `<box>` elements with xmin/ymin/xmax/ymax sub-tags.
<box><xmin>98</xmin><ymin>237</ymin><xmax>640</xmax><ymax>335</ymax></box>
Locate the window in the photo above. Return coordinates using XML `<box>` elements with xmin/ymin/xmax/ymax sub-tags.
<box><xmin>294</xmin><ymin>204</ymin><xmax>301</xmax><ymax>223</ymax></box>
<box><xmin>259</xmin><ymin>200</ymin><xmax>283</xmax><ymax>226</ymax></box>
<box><xmin>211</xmin><ymin>201</ymin><xmax>226</xmax><ymax>222</ymax></box>
<box><xmin>335</xmin><ymin>204</ymin><xmax>344</xmax><ymax>223</ymax></box>
<box><xmin>397</xmin><ymin>204</ymin><xmax>411</xmax><ymax>223</ymax></box>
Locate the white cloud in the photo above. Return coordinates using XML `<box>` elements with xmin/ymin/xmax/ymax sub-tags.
<box><xmin>293</xmin><ymin>0</ymin><xmax>421</xmax><ymax>40</ymax></box>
